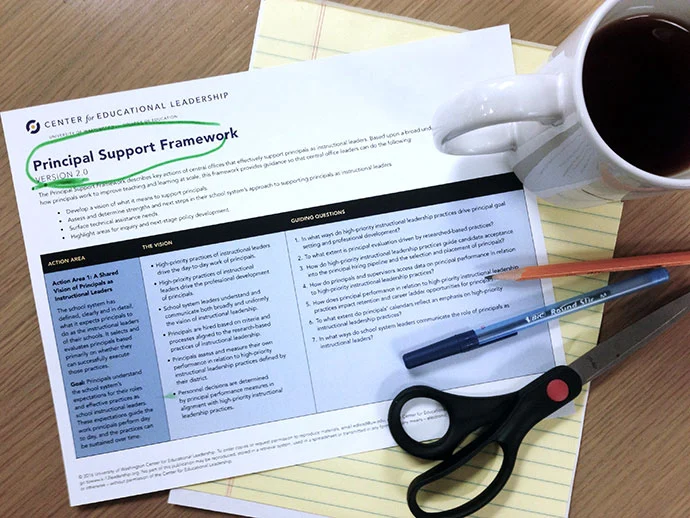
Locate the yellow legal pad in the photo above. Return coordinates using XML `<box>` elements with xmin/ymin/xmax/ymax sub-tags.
<box><xmin>179</xmin><ymin>1</ymin><xmax>623</xmax><ymax>516</ymax></box>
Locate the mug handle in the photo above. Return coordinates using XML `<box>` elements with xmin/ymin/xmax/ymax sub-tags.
<box><xmin>432</xmin><ymin>74</ymin><xmax>565</xmax><ymax>155</ymax></box>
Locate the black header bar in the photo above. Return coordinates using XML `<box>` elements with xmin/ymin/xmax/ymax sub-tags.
<box><xmin>42</xmin><ymin>172</ymin><xmax>521</xmax><ymax>273</ymax></box>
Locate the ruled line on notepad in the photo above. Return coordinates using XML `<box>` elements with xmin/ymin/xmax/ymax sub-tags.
<box><xmin>231</xmin><ymin>483</ymin><xmax>403</xmax><ymax>517</ymax></box>
<box><xmin>340</xmin><ymin>448</ymin><xmax>575</xmax><ymax>482</ymax></box>
<box><xmin>560</xmin><ymin>321</ymin><xmax>604</xmax><ymax>332</ymax></box>
<box><xmin>251</xmin><ymin>467</ymin><xmax>569</xmax><ymax>516</ymax></box>
<box><xmin>554</xmin><ymin>282</ymin><xmax>608</xmax><ymax>295</ymax></box>
<box><xmin>259</xmin><ymin>33</ymin><xmax>349</xmax><ymax>54</ymax></box>
<box><xmin>334</xmin><ymin>452</ymin><xmax>574</xmax><ymax>485</ymax></box>
<box><xmin>556</xmin><ymin>415</ymin><xmax>583</xmax><ymax>424</ymax></box>
<box><xmin>563</xmin><ymin>335</ymin><xmax>598</xmax><ymax>346</ymax></box>
<box><xmin>226</xmin><ymin>476</ymin><xmax>566</xmax><ymax>518</ymax></box>
<box><xmin>255</xmin><ymin>50</ymin><xmax>304</xmax><ymax>61</ymax></box>
<box><xmin>530</xmin><ymin>427</ymin><xmax>580</xmax><ymax>439</ymax></box>
<box><xmin>546</xmin><ymin>236</ymin><xmax>616</xmax><ymax>252</ymax></box>
<box><xmin>540</xmin><ymin>203</ymin><xmax>623</xmax><ymax>220</ymax></box>
<box><xmin>353</xmin><ymin>449</ymin><xmax>575</xmax><ymax>479</ymax></box>
<box><xmin>256</xmin><ymin>472</ymin><xmax>411</xmax><ymax>505</ymax></box>
<box><xmin>303</xmin><ymin>461</ymin><xmax>572</xmax><ymax>488</ymax></box>
<box><xmin>540</xmin><ymin>219</ymin><xmax>618</xmax><ymax>236</ymax></box>
<box><xmin>229</xmin><ymin>481</ymin><xmax>563</xmax><ymax>518</ymax></box>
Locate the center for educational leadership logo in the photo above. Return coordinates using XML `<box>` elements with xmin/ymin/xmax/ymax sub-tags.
<box><xmin>26</xmin><ymin>120</ymin><xmax>40</xmax><ymax>134</ymax></box>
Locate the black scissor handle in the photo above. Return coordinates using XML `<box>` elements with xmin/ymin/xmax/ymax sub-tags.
<box><xmin>408</xmin><ymin>437</ymin><xmax>520</xmax><ymax>518</ymax></box>
<box><xmin>388</xmin><ymin>384</ymin><xmax>517</xmax><ymax>460</ymax></box>
<box><xmin>393</xmin><ymin>366</ymin><xmax>583</xmax><ymax>517</ymax></box>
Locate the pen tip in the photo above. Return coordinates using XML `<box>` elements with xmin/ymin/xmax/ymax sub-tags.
<box><xmin>484</xmin><ymin>275</ymin><xmax>493</xmax><ymax>280</ymax></box>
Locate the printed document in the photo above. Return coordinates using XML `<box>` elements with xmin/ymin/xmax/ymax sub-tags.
<box><xmin>1</xmin><ymin>25</ymin><xmax>564</xmax><ymax>505</ymax></box>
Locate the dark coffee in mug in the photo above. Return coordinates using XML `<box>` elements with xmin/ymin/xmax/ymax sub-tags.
<box><xmin>582</xmin><ymin>14</ymin><xmax>690</xmax><ymax>177</ymax></box>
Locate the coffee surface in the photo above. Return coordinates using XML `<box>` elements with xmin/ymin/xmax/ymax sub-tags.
<box><xmin>583</xmin><ymin>14</ymin><xmax>690</xmax><ymax>176</ymax></box>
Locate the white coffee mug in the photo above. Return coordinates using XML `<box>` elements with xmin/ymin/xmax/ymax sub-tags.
<box><xmin>432</xmin><ymin>0</ymin><xmax>690</xmax><ymax>207</ymax></box>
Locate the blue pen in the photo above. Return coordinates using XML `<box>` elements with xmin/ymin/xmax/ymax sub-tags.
<box><xmin>403</xmin><ymin>267</ymin><xmax>669</xmax><ymax>369</ymax></box>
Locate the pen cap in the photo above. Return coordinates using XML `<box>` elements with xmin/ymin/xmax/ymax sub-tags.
<box><xmin>403</xmin><ymin>330</ymin><xmax>479</xmax><ymax>369</ymax></box>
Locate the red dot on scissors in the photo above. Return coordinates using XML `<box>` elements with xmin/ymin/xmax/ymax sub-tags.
<box><xmin>546</xmin><ymin>379</ymin><xmax>569</xmax><ymax>402</ymax></box>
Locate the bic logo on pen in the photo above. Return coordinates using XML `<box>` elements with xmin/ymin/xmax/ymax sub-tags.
<box><xmin>25</xmin><ymin>120</ymin><xmax>40</xmax><ymax>134</ymax></box>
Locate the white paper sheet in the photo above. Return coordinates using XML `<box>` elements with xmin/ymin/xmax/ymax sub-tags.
<box><xmin>1</xmin><ymin>25</ymin><xmax>563</xmax><ymax>506</ymax></box>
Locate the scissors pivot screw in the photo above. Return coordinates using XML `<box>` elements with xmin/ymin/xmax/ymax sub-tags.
<box><xmin>546</xmin><ymin>379</ymin><xmax>569</xmax><ymax>402</ymax></box>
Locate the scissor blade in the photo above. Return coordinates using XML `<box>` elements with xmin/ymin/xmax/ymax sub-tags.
<box><xmin>570</xmin><ymin>291</ymin><xmax>690</xmax><ymax>384</ymax></box>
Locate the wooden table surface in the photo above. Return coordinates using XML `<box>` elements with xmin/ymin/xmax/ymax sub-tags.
<box><xmin>1</xmin><ymin>1</ymin><xmax>688</xmax><ymax>516</ymax></box>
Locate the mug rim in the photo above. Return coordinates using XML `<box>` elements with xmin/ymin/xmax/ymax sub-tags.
<box><xmin>571</xmin><ymin>0</ymin><xmax>690</xmax><ymax>186</ymax></box>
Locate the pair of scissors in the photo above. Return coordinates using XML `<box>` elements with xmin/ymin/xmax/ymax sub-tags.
<box><xmin>388</xmin><ymin>291</ymin><xmax>690</xmax><ymax>518</ymax></box>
